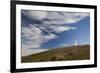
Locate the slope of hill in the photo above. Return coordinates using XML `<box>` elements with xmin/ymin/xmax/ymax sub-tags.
<box><xmin>21</xmin><ymin>45</ymin><xmax>90</xmax><ymax>63</ymax></box>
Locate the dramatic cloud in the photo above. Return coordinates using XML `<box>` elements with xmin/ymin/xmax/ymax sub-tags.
<box><xmin>22</xmin><ymin>11</ymin><xmax>89</xmax><ymax>24</ymax></box>
<box><xmin>22</xmin><ymin>24</ymin><xmax>57</xmax><ymax>49</ymax></box>
<box><xmin>44</xmin><ymin>12</ymin><xmax>89</xmax><ymax>24</ymax></box>
<box><xmin>22</xmin><ymin>10</ymin><xmax>48</xmax><ymax>20</ymax></box>
<box><xmin>21</xmin><ymin>10</ymin><xmax>89</xmax><ymax>56</ymax></box>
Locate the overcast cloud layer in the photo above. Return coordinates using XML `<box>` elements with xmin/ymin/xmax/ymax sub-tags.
<box><xmin>21</xmin><ymin>10</ymin><xmax>89</xmax><ymax>56</ymax></box>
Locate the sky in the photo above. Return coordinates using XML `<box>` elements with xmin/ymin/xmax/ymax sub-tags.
<box><xmin>21</xmin><ymin>10</ymin><xmax>90</xmax><ymax>56</ymax></box>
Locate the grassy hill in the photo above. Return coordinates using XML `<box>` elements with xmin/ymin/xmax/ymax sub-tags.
<box><xmin>21</xmin><ymin>45</ymin><xmax>90</xmax><ymax>63</ymax></box>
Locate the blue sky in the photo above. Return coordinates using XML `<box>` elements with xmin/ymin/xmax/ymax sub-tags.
<box><xmin>21</xmin><ymin>10</ymin><xmax>90</xmax><ymax>56</ymax></box>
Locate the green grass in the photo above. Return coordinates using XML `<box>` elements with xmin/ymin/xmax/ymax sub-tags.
<box><xmin>21</xmin><ymin>45</ymin><xmax>90</xmax><ymax>63</ymax></box>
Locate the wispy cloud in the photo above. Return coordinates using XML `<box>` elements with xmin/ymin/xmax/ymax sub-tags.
<box><xmin>22</xmin><ymin>11</ymin><xmax>89</xmax><ymax>24</ymax></box>
<box><xmin>22</xmin><ymin>48</ymin><xmax>49</xmax><ymax>56</ymax></box>
<box><xmin>22</xmin><ymin>24</ymin><xmax>57</xmax><ymax>49</ymax></box>
<box><xmin>50</xmin><ymin>26</ymin><xmax>77</xmax><ymax>33</ymax></box>
<box><xmin>60</xmin><ymin>44</ymin><xmax>68</xmax><ymax>47</ymax></box>
<box><xmin>22</xmin><ymin>10</ymin><xmax>48</xmax><ymax>20</ymax></box>
<box><xmin>21</xmin><ymin>10</ymin><xmax>89</xmax><ymax>56</ymax></box>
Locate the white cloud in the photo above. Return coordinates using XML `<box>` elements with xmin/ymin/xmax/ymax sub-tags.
<box><xmin>22</xmin><ymin>24</ymin><xmax>57</xmax><ymax>51</ymax></box>
<box><xmin>22</xmin><ymin>25</ymin><xmax>44</xmax><ymax>49</ymax></box>
<box><xmin>60</xmin><ymin>44</ymin><xmax>68</xmax><ymax>47</ymax></box>
<box><xmin>22</xmin><ymin>48</ymin><xmax>49</xmax><ymax>56</ymax></box>
<box><xmin>22</xmin><ymin>10</ymin><xmax>48</xmax><ymax>20</ymax></box>
<box><xmin>42</xmin><ymin>12</ymin><xmax>89</xmax><ymax>25</ymax></box>
<box><xmin>62</xmin><ymin>12</ymin><xmax>89</xmax><ymax>24</ymax></box>
<box><xmin>22</xmin><ymin>10</ymin><xmax>89</xmax><ymax>24</ymax></box>
<box><xmin>44</xmin><ymin>33</ymin><xmax>58</xmax><ymax>40</ymax></box>
<box><xmin>50</xmin><ymin>26</ymin><xmax>77</xmax><ymax>33</ymax></box>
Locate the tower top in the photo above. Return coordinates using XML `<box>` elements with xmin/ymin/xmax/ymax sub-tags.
<box><xmin>74</xmin><ymin>40</ymin><xmax>77</xmax><ymax>46</ymax></box>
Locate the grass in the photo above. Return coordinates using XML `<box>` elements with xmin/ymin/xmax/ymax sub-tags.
<box><xmin>21</xmin><ymin>45</ymin><xmax>90</xmax><ymax>63</ymax></box>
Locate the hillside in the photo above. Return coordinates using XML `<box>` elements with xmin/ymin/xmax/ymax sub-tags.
<box><xmin>21</xmin><ymin>45</ymin><xmax>90</xmax><ymax>63</ymax></box>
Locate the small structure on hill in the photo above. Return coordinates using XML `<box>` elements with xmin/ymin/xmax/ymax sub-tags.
<box><xmin>74</xmin><ymin>40</ymin><xmax>78</xmax><ymax>46</ymax></box>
